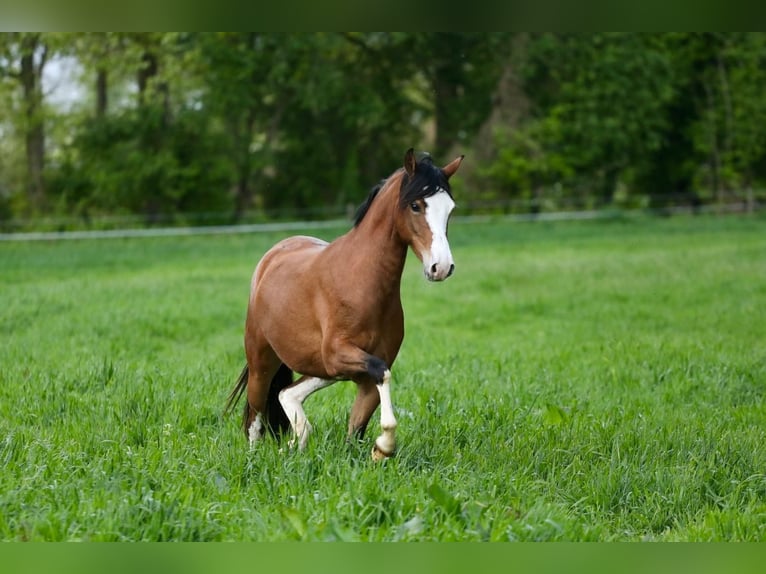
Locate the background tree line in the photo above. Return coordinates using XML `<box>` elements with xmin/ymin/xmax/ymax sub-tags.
<box><xmin>1</xmin><ymin>32</ymin><xmax>764</xmax><ymax>228</ymax></box>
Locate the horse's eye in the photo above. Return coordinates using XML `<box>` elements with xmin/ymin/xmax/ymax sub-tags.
<box><xmin>410</xmin><ymin>202</ymin><xmax>421</xmax><ymax>213</ymax></box>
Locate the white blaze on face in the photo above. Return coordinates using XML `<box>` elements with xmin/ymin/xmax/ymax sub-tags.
<box><xmin>423</xmin><ymin>190</ymin><xmax>455</xmax><ymax>281</ymax></box>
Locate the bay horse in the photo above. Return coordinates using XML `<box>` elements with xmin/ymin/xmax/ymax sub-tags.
<box><xmin>225</xmin><ymin>148</ymin><xmax>463</xmax><ymax>460</ymax></box>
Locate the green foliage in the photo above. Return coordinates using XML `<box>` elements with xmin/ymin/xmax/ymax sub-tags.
<box><xmin>684</xmin><ymin>33</ymin><xmax>766</xmax><ymax>196</ymax></box>
<box><xmin>258</xmin><ymin>33</ymin><xmax>425</xmax><ymax>213</ymax></box>
<box><xmin>405</xmin><ymin>33</ymin><xmax>512</xmax><ymax>157</ymax></box>
<box><xmin>3</xmin><ymin>33</ymin><xmax>766</xmax><ymax>224</ymax></box>
<box><xmin>0</xmin><ymin>215</ymin><xmax>765</xmax><ymax>540</ymax></box>
<box><xmin>480</xmin><ymin>33</ymin><xmax>766</xmax><ymax>208</ymax></box>
<box><xmin>48</xmin><ymin>106</ymin><xmax>231</xmax><ymax>222</ymax></box>
<box><xmin>480</xmin><ymin>117</ymin><xmax>573</xmax><ymax>210</ymax></box>
<box><xmin>484</xmin><ymin>33</ymin><xmax>676</xmax><ymax>204</ymax></box>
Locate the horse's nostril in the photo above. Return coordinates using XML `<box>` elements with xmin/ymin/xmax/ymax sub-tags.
<box><xmin>430</xmin><ymin>263</ymin><xmax>437</xmax><ymax>275</ymax></box>
<box><xmin>448</xmin><ymin>264</ymin><xmax>455</xmax><ymax>277</ymax></box>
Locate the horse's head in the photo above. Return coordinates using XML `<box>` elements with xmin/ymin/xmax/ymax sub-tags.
<box><xmin>397</xmin><ymin>148</ymin><xmax>463</xmax><ymax>282</ymax></box>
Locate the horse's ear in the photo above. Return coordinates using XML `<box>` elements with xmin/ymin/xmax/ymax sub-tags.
<box><xmin>441</xmin><ymin>154</ymin><xmax>465</xmax><ymax>179</ymax></box>
<box><xmin>404</xmin><ymin>148</ymin><xmax>416</xmax><ymax>176</ymax></box>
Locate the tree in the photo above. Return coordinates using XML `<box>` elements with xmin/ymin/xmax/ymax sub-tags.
<box><xmin>270</xmin><ymin>33</ymin><xmax>425</xmax><ymax>214</ymax></box>
<box><xmin>0</xmin><ymin>33</ymin><xmax>56</xmax><ymax>210</ymax></box>
<box><xmin>194</xmin><ymin>32</ymin><xmax>291</xmax><ymax>218</ymax></box>
<box><xmin>69</xmin><ymin>33</ymin><xmax>130</xmax><ymax>118</ymax></box>
<box><xmin>529</xmin><ymin>33</ymin><xmax>677</xmax><ymax>202</ymax></box>
<box><xmin>685</xmin><ymin>33</ymin><xmax>766</xmax><ymax>206</ymax></box>
<box><xmin>197</xmin><ymin>32</ymin><xmax>425</xmax><ymax>218</ymax></box>
<box><xmin>414</xmin><ymin>33</ymin><xmax>512</xmax><ymax>159</ymax></box>
<box><xmin>343</xmin><ymin>33</ymin><xmax>513</xmax><ymax>159</ymax></box>
<box><xmin>46</xmin><ymin>33</ymin><xmax>231</xmax><ymax>223</ymax></box>
<box><xmin>18</xmin><ymin>32</ymin><xmax>766</xmax><ymax>224</ymax></box>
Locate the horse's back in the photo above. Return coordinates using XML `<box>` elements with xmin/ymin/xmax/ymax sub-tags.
<box><xmin>273</xmin><ymin>235</ymin><xmax>329</xmax><ymax>252</ymax></box>
<box><xmin>254</xmin><ymin>235</ymin><xmax>329</xmax><ymax>284</ymax></box>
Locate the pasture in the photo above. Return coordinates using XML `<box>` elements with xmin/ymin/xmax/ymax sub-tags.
<box><xmin>0</xmin><ymin>214</ymin><xmax>764</xmax><ymax>541</ymax></box>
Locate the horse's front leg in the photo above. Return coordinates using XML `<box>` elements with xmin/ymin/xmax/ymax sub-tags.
<box><xmin>325</xmin><ymin>342</ymin><xmax>398</xmax><ymax>461</ymax></box>
<box><xmin>371</xmin><ymin>369</ymin><xmax>397</xmax><ymax>461</ymax></box>
<box><xmin>348</xmin><ymin>381</ymin><xmax>380</xmax><ymax>439</ymax></box>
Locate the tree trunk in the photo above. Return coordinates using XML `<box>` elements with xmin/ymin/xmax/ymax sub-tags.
<box><xmin>96</xmin><ymin>67</ymin><xmax>108</xmax><ymax>117</ymax></box>
<box><xmin>232</xmin><ymin>107</ymin><xmax>257</xmax><ymax>221</ymax></box>
<box><xmin>744</xmin><ymin>174</ymin><xmax>754</xmax><ymax>213</ymax></box>
<box><xmin>19</xmin><ymin>34</ymin><xmax>46</xmax><ymax>210</ymax></box>
<box><xmin>600</xmin><ymin>165</ymin><xmax>619</xmax><ymax>206</ymax></box>
<box><xmin>234</xmin><ymin>171</ymin><xmax>252</xmax><ymax>220</ymax></box>
<box><xmin>433</xmin><ymin>65</ymin><xmax>459</xmax><ymax>159</ymax></box>
<box><xmin>717</xmin><ymin>49</ymin><xmax>734</xmax><ymax>197</ymax></box>
<box><xmin>703</xmin><ymin>79</ymin><xmax>722</xmax><ymax>206</ymax></box>
<box><xmin>137</xmin><ymin>50</ymin><xmax>158</xmax><ymax>107</ymax></box>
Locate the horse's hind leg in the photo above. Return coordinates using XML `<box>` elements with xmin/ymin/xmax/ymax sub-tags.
<box><xmin>245</xmin><ymin>368</ymin><xmax>274</xmax><ymax>447</ymax></box>
<box><xmin>278</xmin><ymin>375</ymin><xmax>335</xmax><ymax>450</ymax></box>
<box><xmin>244</xmin><ymin>339</ymin><xmax>281</xmax><ymax>448</ymax></box>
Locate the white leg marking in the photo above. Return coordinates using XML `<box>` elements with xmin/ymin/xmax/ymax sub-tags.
<box><xmin>248</xmin><ymin>412</ymin><xmax>264</xmax><ymax>449</ymax></box>
<box><xmin>373</xmin><ymin>370</ymin><xmax>397</xmax><ymax>459</ymax></box>
<box><xmin>424</xmin><ymin>191</ymin><xmax>455</xmax><ymax>281</ymax></box>
<box><xmin>278</xmin><ymin>377</ymin><xmax>334</xmax><ymax>450</ymax></box>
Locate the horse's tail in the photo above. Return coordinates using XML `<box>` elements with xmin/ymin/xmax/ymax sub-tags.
<box><xmin>224</xmin><ymin>365</ymin><xmax>249</xmax><ymax>420</ymax></box>
<box><xmin>224</xmin><ymin>364</ymin><xmax>292</xmax><ymax>438</ymax></box>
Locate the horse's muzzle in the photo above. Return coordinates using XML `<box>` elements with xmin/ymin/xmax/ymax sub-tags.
<box><xmin>425</xmin><ymin>262</ymin><xmax>455</xmax><ymax>282</ymax></box>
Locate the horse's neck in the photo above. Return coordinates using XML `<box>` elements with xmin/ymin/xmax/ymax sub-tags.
<box><xmin>338</xmin><ymin>182</ymin><xmax>407</xmax><ymax>294</ymax></box>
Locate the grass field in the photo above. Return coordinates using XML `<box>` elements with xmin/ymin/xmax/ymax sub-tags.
<box><xmin>1</xmin><ymin>214</ymin><xmax>764</xmax><ymax>541</ymax></box>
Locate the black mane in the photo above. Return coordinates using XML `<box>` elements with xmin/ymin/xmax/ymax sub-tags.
<box><xmin>353</xmin><ymin>179</ymin><xmax>387</xmax><ymax>227</ymax></box>
<box><xmin>353</xmin><ymin>154</ymin><xmax>452</xmax><ymax>227</ymax></box>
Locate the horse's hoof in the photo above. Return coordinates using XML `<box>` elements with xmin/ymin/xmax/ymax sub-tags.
<box><xmin>371</xmin><ymin>443</ymin><xmax>395</xmax><ymax>462</ymax></box>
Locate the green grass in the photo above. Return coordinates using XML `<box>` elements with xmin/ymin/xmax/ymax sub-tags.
<box><xmin>1</xmin><ymin>214</ymin><xmax>765</xmax><ymax>541</ymax></box>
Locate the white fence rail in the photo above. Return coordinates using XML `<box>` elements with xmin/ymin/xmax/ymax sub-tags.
<box><xmin>0</xmin><ymin>202</ymin><xmax>761</xmax><ymax>242</ymax></box>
